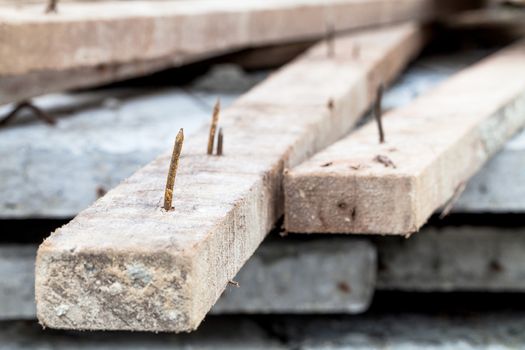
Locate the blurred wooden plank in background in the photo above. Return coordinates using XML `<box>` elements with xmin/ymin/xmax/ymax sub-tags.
<box><xmin>0</xmin><ymin>0</ymin><xmax>482</xmax><ymax>104</ymax></box>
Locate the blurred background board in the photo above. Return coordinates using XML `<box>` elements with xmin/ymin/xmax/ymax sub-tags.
<box><xmin>0</xmin><ymin>0</ymin><xmax>483</xmax><ymax>104</ymax></box>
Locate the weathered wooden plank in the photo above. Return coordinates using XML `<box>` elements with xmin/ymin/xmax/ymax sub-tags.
<box><xmin>284</xmin><ymin>41</ymin><xmax>525</xmax><ymax>235</ymax></box>
<box><xmin>8</xmin><ymin>224</ymin><xmax>525</xmax><ymax>320</ymax></box>
<box><xmin>35</xmin><ymin>24</ymin><xmax>425</xmax><ymax>332</ymax></box>
<box><xmin>0</xmin><ymin>0</ymin><xmax>470</xmax><ymax>76</ymax></box>
<box><xmin>0</xmin><ymin>0</ymin><xmax>481</xmax><ymax>104</ymax></box>
<box><xmin>0</xmin><ymin>239</ymin><xmax>375</xmax><ymax>320</ymax></box>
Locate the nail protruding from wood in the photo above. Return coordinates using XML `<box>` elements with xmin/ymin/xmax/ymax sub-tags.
<box><xmin>217</xmin><ymin>127</ymin><xmax>224</xmax><ymax>156</ymax></box>
<box><xmin>374</xmin><ymin>85</ymin><xmax>385</xmax><ymax>143</ymax></box>
<box><xmin>45</xmin><ymin>0</ymin><xmax>58</xmax><ymax>13</ymax></box>
<box><xmin>326</xmin><ymin>23</ymin><xmax>335</xmax><ymax>58</ymax></box>
<box><xmin>207</xmin><ymin>99</ymin><xmax>221</xmax><ymax>155</ymax></box>
<box><xmin>163</xmin><ymin>128</ymin><xmax>184</xmax><ymax>211</ymax></box>
<box><xmin>327</xmin><ymin>98</ymin><xmax>334</xmax><ymax>110</ymax></box>
<box><xmin>228</xmin><ymin>280</ymin><xmax>240</xmax><ymax>287</ymax></box>
<box><xmin>0</xmin><ymin>100</ymin><xmax>56</xmax><ymax>127</ymax></box>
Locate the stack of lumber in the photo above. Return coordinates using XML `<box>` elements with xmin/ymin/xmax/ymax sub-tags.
<box><xmin>35</xmin><ymin>22</ymin><xmax>427</xmax><ymax>332</ymax></box>
<box><xmin>4</xmin><ymin>0</ymin><xmax>525</xmax><ymax>347</ymax></box>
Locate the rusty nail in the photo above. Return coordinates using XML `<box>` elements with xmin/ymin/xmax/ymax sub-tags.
<box><xmin>164</xmin><ymin>128</ymin><xmax>184</xmax><ymax>211</ymax></box>
<box><xmin>374</xmin><ymin>85</ymin><xmax>385</xmax><ymax>144</ymax></box>
<box><xmin>207</xmin><ymin>98</ymin><xmax>220</xmax><ymax>155</ymax></box>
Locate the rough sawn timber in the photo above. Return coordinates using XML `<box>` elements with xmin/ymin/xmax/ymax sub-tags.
<box><xmin>0</xmin><ymin>239</ymin><xmax>376</xmax><ymax>320</ymax></box>
<box><xmin>35</xmin><ymin>24</ymin><xmax>425</xmax><ymax>332</ymax></box>
<box><xmin>284</xmin><ymin>40</ymin><xmax>525</xmax><ymax>235</ymax></box>
<box><xmin>0</xmin><ymin>0</ymin><xmax>475</xmax><ymax>76</ymax></box>
<box><xmin>0</xmin><ymin>0</ymin><xmax>481</xmax><ymax>104</ymax></box>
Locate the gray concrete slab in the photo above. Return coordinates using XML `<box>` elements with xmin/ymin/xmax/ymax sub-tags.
<box><xmin>455</xmin><ymin>131</ymin><xmax>525</xmax><ymax>212</ymax></box>
<box><xmin>376</xmin><ymin>226</ymin><xmax>525</xmax><ymax>291</ymax></box>
<box><xmin>3</xmin><ymin>311</ymin><xmax>525</xmax><ymax>349</ymax></box>
<box><xmin>0</xmin><ymin>245</ymin><xmax>35</xmax><ymax>319</ymax></box>
<box><xmin>0</xmin><ymin>239</ymin><xmax>376</xmax><ymax>320</ymax></box>
<box><xmin>213</xmin><ymin>239</ymin><xmax>376</xmax><ymax>314</ymax></box>
<box><xmin>0</xmin><ymin>318</ymin><xmax>286</xmax><ymax>350</ymax></box>
<box><xmin>282</xmin><ymin>312</ymin><xmax>525</xmax><ymax>349</ymax></box>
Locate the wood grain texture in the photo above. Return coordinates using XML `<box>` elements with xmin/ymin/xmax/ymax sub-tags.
<box><xmin>0</xmin><ymin>0</ymin><xmax>461</xmax><ymax>76</ymax></box>
<box><xmin>284</xmin><ymin>40</ymin><xmax>525</xmax><ymax>235</ymax></box>
<box><xmin>35</xmin><ymin>24</ymin><xmax>425</xmax><ymax>332</ymax></box>
<box><xmin>0</xmin><ymin>0</ymin><xmax>481</xmax><ymax>103</ymax></box>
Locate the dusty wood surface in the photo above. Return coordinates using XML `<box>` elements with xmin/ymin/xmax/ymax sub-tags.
<box><xmin>35</xmin><ymin>24</ymin><xmax>425</xmax><ymax>332</ymax></box>
<box><xmin>0</xmin><ymin>0</ymin><xmax>481</xmax><ymax>104</ymax></box>
<box><xmin>0</xmin><ymin>239</ymin><xmax>375</xmax><ymax>320</ymax></box>
<box><xmin>284</xmin><ymin>40</ymin><xmax>525</xmax><ymax>235</ymax></box>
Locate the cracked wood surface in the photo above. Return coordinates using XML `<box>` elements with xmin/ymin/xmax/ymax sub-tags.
<box><xmin>35</xmin><ymin>23</ymin><xmax>425</xmax><ymax>332</ymax></box>
<box><xmin>284</xmin><ymin>40</ymin><xmax>525</xmax><ymax>235</ymax></box>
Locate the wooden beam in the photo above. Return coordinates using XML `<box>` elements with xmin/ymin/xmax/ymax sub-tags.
<box><xmin>284</xmin><ymin>40</ymin><xmax>525</xmax><ymax>235</ymax></box>
<box><xmin>0</xmin><ymin>239</ymin><xmax>376</xmax><ymax>320</ymax></box>
<box><xmin>0</xmin><ymin>0</ymin><xmax>481</xmax><ymax>104</ymax></box>
<box><xmin>35</xmin><ymin>23</ymin><xmax>425</xmax><ymax>332</ymax></box>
